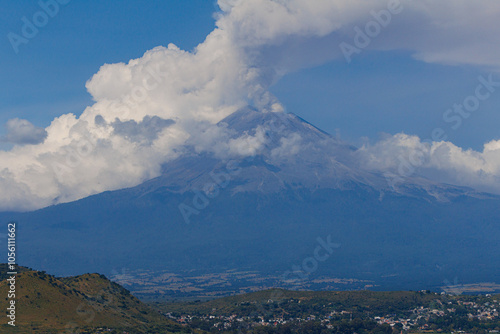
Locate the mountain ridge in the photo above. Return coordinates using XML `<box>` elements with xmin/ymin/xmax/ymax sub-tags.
<box><xmin>115</xmin><ymin>107</ymin><xmax>494</xmax><ymax>203</ymax></box>
<box><xmin>0</xmin><ymin>107</ymin><xmax>499</xmax><ymax>296</ymax></box>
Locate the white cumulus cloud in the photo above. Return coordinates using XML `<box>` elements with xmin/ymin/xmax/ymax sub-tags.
<box><xmin>356</xmin><ymin>134</ymin><xmax>500</xmax><ymax>194</ymax></box>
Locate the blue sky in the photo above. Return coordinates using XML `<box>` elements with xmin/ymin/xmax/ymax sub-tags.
<box><xmin>273</xmin><ymin>53</ymin><xmax>500</xmax><ymax>150</ymax></box>
<box><xmin>2</xmin><ymin>0</ymin><xmax>499</xmax><ymax>151</ymax></box>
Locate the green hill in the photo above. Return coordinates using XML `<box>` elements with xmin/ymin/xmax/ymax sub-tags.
<box><xmin>0</xmin><ymin>266</ymin><xmax>190</xmax><ymax>333</ymax></box>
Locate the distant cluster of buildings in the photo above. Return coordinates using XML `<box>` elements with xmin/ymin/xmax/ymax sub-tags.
<box><xmin>167</xmin><ymin>295</ymin><xmax>500</xmax><ymax>332</ymax></box>
<box><xmin>374</xmin><ymin>297</ymin><xmax>499</xmax><ymax>332</ymax></box>
<box><xmin>458</xmin><ymin>300</ymin><xmax>499</xmax><ymax>321</ymax></box>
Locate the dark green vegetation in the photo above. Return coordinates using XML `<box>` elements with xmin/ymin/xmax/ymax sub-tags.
<box><xmin>155</xmin><ymin>289</ymin><xmax>443</xmax><ymax>316</ymax></box>
<box><xmin>152</xmin><ymin>289</ymin><xmax>500</xmax><ymax>334</ymax></box>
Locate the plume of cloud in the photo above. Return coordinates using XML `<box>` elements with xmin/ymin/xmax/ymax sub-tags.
<box><xmin>1</xmin><ymin>0</ymin><xmax>500</xmax><ymax>210</ymax></box>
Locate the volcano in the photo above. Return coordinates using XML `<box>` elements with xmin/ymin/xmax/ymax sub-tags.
<box><xmin>3</xmin><ymin>107</ymin><xmax>500</xmax><ymax>296</ymax></box>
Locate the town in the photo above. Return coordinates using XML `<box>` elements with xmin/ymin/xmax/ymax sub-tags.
<box><xmin>161</xmin><ymin>291</ymin><xmax>500</xmax><ymax>333</ymax></box>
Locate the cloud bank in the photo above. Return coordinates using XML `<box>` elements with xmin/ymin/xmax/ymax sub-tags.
<box><xmin>356</xmin><ymin>134</ymin><xmax>500</xmax><ymax>194</ymax></box>
<box><xmin>1</xmin><ymin>0</ymin><xmax>500</xmax><ymax>211</ymax></box>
